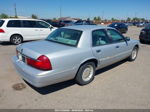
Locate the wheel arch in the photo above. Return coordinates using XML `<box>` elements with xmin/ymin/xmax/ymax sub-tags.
<box><xmin>75</xmin><ymin>58</ymin><xmax>99</xmax><ymax>77</ymax></box>
<box><xmin>10</xmin><ymin>33</ymin><xmax>23</xmax><ymax>42</ymax></box>
<box><xmin>134</xmin><ymin>44</ymin><xmax>139</xmax><ymax>49</ymax></box>
<box><xmin>80</xmin><ymin>58</ymin><xmax>99</xmax><ymax>68</ymax></box>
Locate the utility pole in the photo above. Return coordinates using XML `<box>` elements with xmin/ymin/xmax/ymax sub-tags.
<box><xmin>14</xmin><ymin>3</ymin><xmax>17</xmax><ymax>18</ymax></box>
<box><xmin>59</xmin><ymin>0</ymin><xmax>62</xmax><ymax>18</ymax></box>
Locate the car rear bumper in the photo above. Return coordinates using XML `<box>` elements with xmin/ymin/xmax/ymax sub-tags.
<box><xmin>12</xmin><ymin>56</ymin><xmax>75</xmax><ymax>87</ymax></box>
<box><xmin>0</xmin><ymin>33</ymin><xmax>9</xmax><ymax>42</ymax></box>
<box><xmin>139</xmin><ymin>35</ymin><xmax>150</xmax><ymax>42</ymax></box>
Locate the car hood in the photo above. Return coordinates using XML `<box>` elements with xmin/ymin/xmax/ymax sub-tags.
<box><xmin>17</xmin><ymin>40</ymin><xmax>75</xmax><ymax>59</ymax></box>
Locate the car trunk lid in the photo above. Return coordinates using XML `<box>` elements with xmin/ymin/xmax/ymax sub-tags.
<box><xmin>16</xmin><ymin>40</ymin><xmax>75</xmax><ymax>60</ymax></box>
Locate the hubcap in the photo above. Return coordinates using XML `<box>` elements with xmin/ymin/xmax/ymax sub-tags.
<box><xmin>132</xmin><ymin>49</ymin><xmax>137</xmax><ymax>60</ymax></box>
<box><xmin>82</xmin><ymin>65</ymin><xmax>94</xmax><ymax>82</ymax></box>
<box><xmin>13</xmin><ymin>36</ymin><xmax>21</xmax><ymax>44</ymax></box>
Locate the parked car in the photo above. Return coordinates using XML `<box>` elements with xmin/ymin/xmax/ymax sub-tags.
<box><xmin>74</xmin><ymin>20</ymin><xmax>96</xmax><ymax>25</ymax></box>
<box><xmin>59</xmin><ymin>20</ymin><xmax>74</xmax><ymax>26</ymax></box>
<box><xmin>124</xmin><ymin>22</ymin><xmax>133</xmax><ymax>26</ymax></box>
<box><xmin>42</xmin><ymin>19</ymin><xmax>64</xmax><ymax>28</ymax></box>
<box><xmin>136</xmin><ymin>22</ymin><xmax>145</xmax><ymax>27</ymax></box>
<box><xmin>12</xmin><ymin>25</ymin><xmax>139</xmax><ymax>87</ymax></box>
<box><xmin>0</xmin><ymin>19</ymin><xmax>57</xmax><ymax>45</ymax></box>
<box><xmin>139</xmin><ymin>24</ymin><xmax>150</xmax><ymax>43</ymax></box>
<box><xmin>108</xmin><ymin>22</ymin><xmax>128</xmax><ymax>34</ymax></box>
<box><xmin>133</xmin><ymin>22</ymin><xmax>139</xmax><ymax>26</ymax></box>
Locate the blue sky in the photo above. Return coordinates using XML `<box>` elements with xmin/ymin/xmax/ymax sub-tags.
<box><xmin>0</xmin><ymin>0</ymin><xmax>150</xmax><ymax>19</ymax></box>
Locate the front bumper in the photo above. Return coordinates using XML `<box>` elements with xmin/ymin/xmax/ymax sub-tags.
<box><xmin>12</xmin><ymin>56</ymin><xmax>75</xmax><ymax>87</ymax></box>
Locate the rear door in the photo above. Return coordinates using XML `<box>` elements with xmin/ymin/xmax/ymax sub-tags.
<box><xmin>6</xmin><ymin>20</ymin><xmax>23</xmax><ymax>40</ymax></box>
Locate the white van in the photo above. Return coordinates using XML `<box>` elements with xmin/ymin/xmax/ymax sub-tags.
<box><xmin>0</xmin><ymin>19</ymin><xmax>57</xmax><ymax>44</ymax></box>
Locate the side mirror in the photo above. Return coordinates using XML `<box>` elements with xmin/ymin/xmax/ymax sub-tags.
<box><xmin>49</xmin><ymin>26</ymin><xmax>53</xmax><ymax>30</ymax></box>
<box><xmin>125</xmin><ymin>37</ymin><xmax>130</xmax><ymax>41</ymax></box>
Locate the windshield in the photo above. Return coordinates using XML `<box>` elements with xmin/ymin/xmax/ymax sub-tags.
<box><xmin>46</xmin><ymin>28</ymin><xmax>82</xmax><ymax>46</ymax></box>
<box><xmin>0</xmin><ymin>20</ymin><xmax>4</xmax><ymax>27</ymax></box>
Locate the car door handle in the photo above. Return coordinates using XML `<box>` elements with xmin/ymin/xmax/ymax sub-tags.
<box><xmin>116</xmin><ymin>46</ymin><xmax>120</xmax><ymax>48</ymax></box>
<box><xmin>96</xmin><ymin>50</ymin><xmax>101</xmax><ymax>53</ymax></box>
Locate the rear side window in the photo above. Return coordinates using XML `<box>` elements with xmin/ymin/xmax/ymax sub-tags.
<box><xmin>92</xmin><ymin>29</ymin><xmax>110</xmax><ymax>46</ymax></box>
<box><xmin>7</xmin><ymin>20</ymin><xmax>21</xmax><ymax>27</ymax></box>
<box><xmin>0</xmin><ymin>20</ymin><xmax>4</xmax><ymax>27</ymax></box>
<box><xmin>22</xmin><ymin>20</ymin><xmax>36</xmax><ymax>28</ymax></box>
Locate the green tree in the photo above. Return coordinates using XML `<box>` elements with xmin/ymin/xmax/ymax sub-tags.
<box><xmin>53</xmin><ymin>18</ymin><xmax>57</xmax><ymax>21</ymax></box>
<box><xmin>0</xmin><ymin>13</ymin><xmax>9</xmax><ymax>18</ymax></box>
<box><xmin>93</xmin><ymin>16</ymin><xmax>101</xmax><ymax>23</ymax></box>
<box><xmin>127</xmin><ymin>17</ymin><xmax>131</xmax><ymax>22</ymax></box>
<box><xmin>132</xmin><ymin>17</ymin><xmax>140</xmax><ymax>22</ymax></box>
<box><xmin>31</xmin><ymin>14</ymin><xmax>38</xmax><ymax>19</ymax></box>
<box><xmin>87</xmin><ymin>18</ymin><xmax>90</xmax><ymax>21</ymax></box>
<box><xmin>141</xmin><ymin>18</ymin><xmax>145</xmax><ymax>22</ymax></box>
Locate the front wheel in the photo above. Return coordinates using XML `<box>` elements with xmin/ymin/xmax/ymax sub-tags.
<box><xmin>128</xmin><ymin>47</ymin><xmax>138</xmax><ymax>61</ymax></box>
<box><xmin>75</xmin><ymin>62</ymin><xmax>95</xmax><ymax>85</ymax></box>
<box><xmin>10</xmin><ymin>35</ymin><xmax>23</xmax><ymax>45</ymax></box>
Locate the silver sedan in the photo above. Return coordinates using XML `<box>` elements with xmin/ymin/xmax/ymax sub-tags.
<box><xmin>12</xmin><ymin>25</ymin><xmax>139</xmax><ymax>87</ymax></box>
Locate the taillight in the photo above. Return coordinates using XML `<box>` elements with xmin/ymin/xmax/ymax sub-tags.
<box><xmin>0</xmin><ymin>29</ymin><xmax>5</xmax><ymax>33</ymax></box>
<box><xmin>26</xmin><ymin>55</ymin><xmax>52</xmax><ymax>70</ymax></box>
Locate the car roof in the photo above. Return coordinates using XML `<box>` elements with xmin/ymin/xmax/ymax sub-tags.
<box><xmin>0</xmin><ymin>18</ymin><xmax>42</xmax><ymax>21</ymax></box>
<box><xmin>63</xmin><ymin>25</ymin><xmax>111</xmax><ymax>31</ymax></box>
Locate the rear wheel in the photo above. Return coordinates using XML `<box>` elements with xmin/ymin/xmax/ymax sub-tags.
<box><xmin>128</xmin><ymin>47</ymin><xmax>138</xmax><ymax>61</ymax></box>
<box><xmin>10</xmin><ymin>35</ymin><xmax>23</xmax><ymax>45</ymax></box>
<box><xmin>75</xmin><ymin>62</ymin><xmax>95</xmax><ymax>85</ymax></box>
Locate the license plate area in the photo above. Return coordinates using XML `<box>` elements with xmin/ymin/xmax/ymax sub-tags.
<box><xmin>17</xmin><ymin>52</ymin><xmax>26</xmax><ymax>63</ymax></box>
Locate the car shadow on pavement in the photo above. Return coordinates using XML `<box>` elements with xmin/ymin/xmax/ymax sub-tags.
<box><xmin>0</xmin><ymin>42</ymin><xmax>14</xmax><ymax>46</ymax></box>
<box><xmin>0</xmin><ymin>41</ymin><xmax>33</xmax><ymax>46</ymax></box>
<box><xmin>95</xmin><ymin>59</ymin><xmax>128</xmax><ymax>76</ymax></box>
<box><xmin>26</xmin><ymin>59</ymin><xmax>128</xmax><ymax>95</ymax></box>
<box><xmin>25</xmin><ymin>80</ymin><xmax>76</xmax><ymax>95</ymax></box>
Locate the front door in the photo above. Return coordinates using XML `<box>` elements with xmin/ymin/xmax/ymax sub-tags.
<box><xmin>36</xmin><ymin>21</ymin><xmax>53</xmax><ymax>39</ymax></box>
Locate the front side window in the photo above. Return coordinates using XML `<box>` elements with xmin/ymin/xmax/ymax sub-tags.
<box><xmin>46</xmin><ymin>28</ymin><xmax>82</xmax><ymax>46</ymax></box>
<box><xmin>107</xmin><ymin>29</ymin><xmax>124</xmax><ymax>43</ymax></box>
<box><xmin>0</xmin><ymin>20</ymin><xmax>4</xmax><ymax>27</ymax></box>
<box><xmin>92</xmin><ymin>29</ymin><xmax>110</xmax><ymax>46</ymax></box>
<box><xmin>7</xmin><ymin>20</ymin><xmax>21</xmax><ymax>27</ymax></box>
<box><xmin>36</xmin><ymin>21</ymin><xmax>50</xmax><ymax>28</ymax></box>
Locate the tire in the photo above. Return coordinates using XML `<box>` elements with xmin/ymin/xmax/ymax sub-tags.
<box><xmin>128</xmin><ymin>46</ymin><xmax>138</xmax><ymax>61</ymax></box>
<box><xmin>75</xmin><ymin>62</ymin><xmax>96</xmax><ymax>85</ymax></box>
<box><xmin>10</xmin><ymin>35</ymin><xmax>23</xmax><ymax>45</ymax></box>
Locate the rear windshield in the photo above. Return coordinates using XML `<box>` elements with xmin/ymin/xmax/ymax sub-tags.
<box><xmin>0</xmin><ymin>20</ymin><xmax>4</xmax><ymax>27</ymax></box>
<box><xmin>46</xmin><ymin>28</ymin><xmax>82</xmax><ymax>46</ymax></box>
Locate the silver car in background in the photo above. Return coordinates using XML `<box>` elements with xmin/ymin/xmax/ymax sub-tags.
<box><xmin>12</xmin><ymin>25</ymin><xmax>139</xmax><ymax>87</ymax></box>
